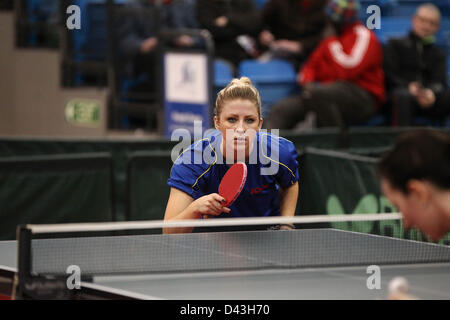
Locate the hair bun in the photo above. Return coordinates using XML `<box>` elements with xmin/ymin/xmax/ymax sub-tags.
<box><xmin>230</xmin><ymin>77</ymin><xmax>252</xmax><ymax>86</ymax></box>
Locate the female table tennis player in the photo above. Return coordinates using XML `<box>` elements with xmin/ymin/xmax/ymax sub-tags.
<box><xmin>163</xmin><ymin>77</ymin><xmax>299</xmax><ymax>233</ymax></box>
<box><xmin>379</xmin><ymin>129</ymin><xmax>450</xmax><ymax>242</ymax></box>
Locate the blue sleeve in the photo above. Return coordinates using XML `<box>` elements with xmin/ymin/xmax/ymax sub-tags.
<box><xmin>275</xmin><ymin>138</ymin><xmax>299</xmax><ymax>188</ymax></box>
<box><xmin>167</xmin><ymin>141</ymin><xmax>212</xmax><ymax>199</ymax></box>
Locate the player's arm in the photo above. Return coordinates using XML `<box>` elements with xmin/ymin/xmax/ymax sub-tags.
<box><xmin>278</xmin><ymin>182</ymin><xmax>299</xmax><ymax>230</ymax></box>
<box><xmin>163</xmin><ymin>188</ymin><xmax>230</xmax><ymax>234</ymax></box>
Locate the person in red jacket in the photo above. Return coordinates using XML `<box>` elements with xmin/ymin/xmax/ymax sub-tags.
<box><xmin>267</xmin><ymin>0</ymin><xmax>385</xmax><ymax>129</ymax></box>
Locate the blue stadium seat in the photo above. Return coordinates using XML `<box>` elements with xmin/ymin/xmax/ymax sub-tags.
<box><xmin>214</xmin><ymin>59</ymin><xmax>234</xmax><ymax>87</ymax></box>
<box><xmin>376</xmin><ymin>17</ymin><xmax>411</xmax><ymax>43</ymax></box>
<box><xmin>254</xmin><ymin>0</ymin><xmax>269</xmax><ymax>10</ymax></box>
<box><xmin>68</xmin><ymin>0</ymin><xmax>127</xmax><ymax>86</ymax></box>
<box><xmin>395</xmin><ymin>4</ymin><xmax>418</xmax><ymax>17</ymax></box>
<box><xmin>25</xmin><ymin>0</ymin><xmax>59</xmax><ymax>46</ymax></box>
<box><xmin>437</xmin><ymin>18</ymin><xmax>450</xmax><ymax>55</ymax></box>
<box><xmin>448</xmin><ymin>56</ymin><xmax>450</xmax><ymax>88</ymax></box>
<box><xmin>392</xmin><ymin>0</ymin><xmax>450</xmax><ymax>16</ymax></box>
<box><xmin>363</xmin><ymin>114</ymin><xmax>387</xmax><ymax>127</ymax></box>
<box><xmin>214</xmin><ymin>59</ymin><xmax>234</xmax><ymax>97</ymax></box>
<box><xmin>71</xmin><ymin>0</ymin><xmax>109</xmax><ymax>62</ymax></box>
<box><xmin>360</xmin><ymin>0</ymin><xmax>398</xmax><ymax>17</ymax></box>
<box><xmin>238</xmin><ymin>59</ymin><xmax>299</xmax><ymax>117</ymax></box>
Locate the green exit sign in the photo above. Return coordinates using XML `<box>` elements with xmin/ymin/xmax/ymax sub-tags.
<box><xmin>65</xmin><ymin>99</ymin><xmax>100</xmax><ymax>127</ymax></box>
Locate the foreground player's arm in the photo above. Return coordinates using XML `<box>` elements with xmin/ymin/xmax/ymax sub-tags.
<box><xmin>278</xmin><ymin>182</ymin><xmax>299</xmax><ymax>229</ymax></box>
<box><xmin>163</xmin><ymin>188</ymin><xmax>229</xmax><ymax>234</ymax></box>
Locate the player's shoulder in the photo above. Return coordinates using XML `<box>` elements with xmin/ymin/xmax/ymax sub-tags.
<box><xmin>173</xmin><ymin>130</ymin><xmax>221</xmax><ymax>167</ymax></box>
<box><xmin>257</xmin><ymin>131</ymin><xmax>296</xmax><ymax>152</ymax></box>
<box><xmin>257</xmin><ymin>131</ymin><xmax>298</xmax><ymax>164</ymax></box>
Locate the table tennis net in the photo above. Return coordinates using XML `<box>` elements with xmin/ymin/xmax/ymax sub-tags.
<box><xmin>18</xmin><ymin>214</ymin><xmax>450</xmax><ymax>278</ymax></box>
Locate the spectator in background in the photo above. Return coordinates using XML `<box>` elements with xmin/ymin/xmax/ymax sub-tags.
<box><xmin>165</xmin><ymin>0</ymin><xmax>199</xmax><ymax>30</ymax></box>
<box><xmin>117</xmin><ymin>0</ymin><xmax>162</xmax><ymax>95</ymax></box>
<box><xmin>117</xmin><ymin>0</ymin><xmax>199</xmax><ymax>95</ymax></box>
<box><xmin>384</xmin><ymin>3</ymin><xmax>450</xmax><ymax>126</ymax></box>
<box><xmin>197</xmin><ymin>0</ymin><xmax>261</xmax><ymax>68</ymax></box>
<box><xmin>266</xmin><ymin>0</ymin><xmax>385</xmax><ymax>130</ymax></box>
<box><xmin>258</xmin><ymin>0</ymin><xmax>328</xmax><ymax>71</ymax></box>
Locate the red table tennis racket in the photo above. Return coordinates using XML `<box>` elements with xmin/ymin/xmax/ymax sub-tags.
<box><xmin>219</xmin><ymin>162</ymin><xmax>247</xmax><ymax>207</ymax></box>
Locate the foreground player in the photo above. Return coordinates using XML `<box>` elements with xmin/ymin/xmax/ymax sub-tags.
<box><xmin>379</xmin><ymin>130</ymin><xmax>450</xmax><ymax>241</ymax></box>
<box><xmin>164</xmin><ymin>77</ymin><xmax>299</xmax><ymax>233</ymax></box>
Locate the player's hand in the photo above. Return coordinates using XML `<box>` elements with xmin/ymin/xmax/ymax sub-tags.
<box><xmin>193</xmin><ymin>193</ymin><xmax>231</xmax><ymax>218</ymax></box>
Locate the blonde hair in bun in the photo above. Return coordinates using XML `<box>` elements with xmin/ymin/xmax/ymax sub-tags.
<box><xmin>215</xmin><ymin>77</ymin><xmax>262</xmax><ymax>119</ymax></box>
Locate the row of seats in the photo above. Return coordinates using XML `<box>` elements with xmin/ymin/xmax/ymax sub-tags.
<box><xmin>19</xmin><ymin>1</ymin><xmax>450</xmax><ymax>60</ymax></box>
<box><xmin>215</xmin><ymin>55</ymin><xmax>450</xmax><ymax>127</ymax></box>
<box><xmin>360</xmin><ymin>0</ymin><xmax>450</xmax><ymax>17</ymax></box>
<box><xmin>14</xmin><ymin>1</ymin><xmax>450</xmax><ymax>127</ymax></box>
<box><xmin>214</xmin><ymin>59</ymin><xmax>298</xmax><ymax>118</ymax></box>
<box><xmin>254</xmin><ymin>0</ymin><xmax>450</xmax><ymax>17</ymax></box>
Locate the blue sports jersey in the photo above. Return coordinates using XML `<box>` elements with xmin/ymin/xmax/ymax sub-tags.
<box><xmin>168</xmin><ymin>130</ymin><xmax>299</xmax><ymax>220</ymax></box>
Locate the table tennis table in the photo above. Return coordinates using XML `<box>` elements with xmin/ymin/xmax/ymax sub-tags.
<box><xmin>0</xmin><ymin>228</ymin><xmax>449</xmax><ymax>300</ymax></box>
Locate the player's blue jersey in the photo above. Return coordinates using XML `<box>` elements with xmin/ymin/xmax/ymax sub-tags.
<box><xmin>168</xmin><ymin>130</ymin><xmax>299</xmax><ymax>219</ymax></box>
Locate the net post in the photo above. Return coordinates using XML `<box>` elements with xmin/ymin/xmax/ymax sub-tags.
<box><xmin>14</xmin><ymin>225</ymin><xmax>32</xmax><ymax>299</ymax></box>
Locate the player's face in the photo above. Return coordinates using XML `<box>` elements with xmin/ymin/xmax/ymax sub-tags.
<box><xmin>214</xmin><ymin>99</ymin><xmax>262</xmax><ymax>162</ymax></box>
<box><xmin>381</xmin><ymin>179</ymin><xmax>446</xmax><ymax>241</ymax></box>
<box><xmin>412</xmin><ymin>8</ymin><xmax>440</xmax><ymax>39</ymax></box>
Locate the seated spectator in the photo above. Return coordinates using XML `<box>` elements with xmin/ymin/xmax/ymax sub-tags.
<box><xmin>166</xmin><ymin>0</ymin><xmax>199</xmax><ymax>30</ymax></box>
<box><xmin>197</xmin><ymin>0</ymin><xmax>261</xmax><ymax>68</ymax></box>
<box><xmin>384</xmin><ymin>3</ymin><xmax>450</xmax><ymax>126</ymax></box>
<box><xmin>267</xmin><ymin>0</ymin><xmax>385</xmax><ymax>129</ymax></box>
<box><xmin>258</xmin><ymin>0</ymin><xmax>328</xmax><ymax>71</ymax></box>
<box><xmin>117</xmin><ymin>0</ymin><xmax>200</xmax><ymax>95</ymax></box>
<box><xmin>117</xmin><ymin>0</ymin><xmax>161</xmax><ymax>96</ymax></box>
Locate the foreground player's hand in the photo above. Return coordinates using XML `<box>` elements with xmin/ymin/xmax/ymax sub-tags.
<box><xmin>387</xmin><ymin>277</ymin><xmax>419</xmax><ymax>300</ymax></box>
<box><xmin>193</xmin><ymin>194</ymin><xmax>231</xmax><ymax>218</ymax></box>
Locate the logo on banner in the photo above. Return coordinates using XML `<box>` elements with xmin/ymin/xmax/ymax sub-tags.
<box><xmin>165</xmin><ymin>53</ymin><xmax>208</xmax><ymax>104</ymax></box>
